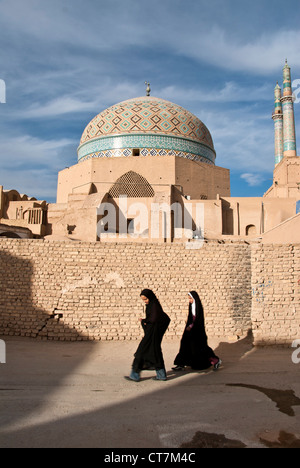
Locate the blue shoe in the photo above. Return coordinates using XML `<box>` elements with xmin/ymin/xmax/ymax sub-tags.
<box><xmin>153</xmin><ymin>369</ymin><xmax>167</xmax><ymax>381</ymax></box>
<box><xmin>128</xmin><ymin>370</ymin><xmax>141</xmax><ymax>382</ymax></box>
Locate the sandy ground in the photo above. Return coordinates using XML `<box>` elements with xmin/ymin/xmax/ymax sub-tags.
<box><xmin>0</xmin><ymin>335</ymin><xmax>299</xmax><ymax>448</ymax></box>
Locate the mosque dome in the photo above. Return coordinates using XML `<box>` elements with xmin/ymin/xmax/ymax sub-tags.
<box><xmin>77</xmin><ymin>96</ymin><xmax>216</xmax><ymax>165</ymax></box>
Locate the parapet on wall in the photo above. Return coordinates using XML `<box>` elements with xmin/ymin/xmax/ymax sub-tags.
<box><xmin>0</xmin><ymin>239</ymin><xmax>298</xmax><ymax>345</ymax></box>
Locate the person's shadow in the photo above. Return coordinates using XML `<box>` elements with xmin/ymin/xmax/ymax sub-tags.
<box><xmin>0</xmin><ymin>249</ymin><xmax>96</xmax><ymax>428</ymax></box>
<box><xmin>165</xmin><ymin>329</ymin><xmax>254</xmax><ymax>381</ymax></box>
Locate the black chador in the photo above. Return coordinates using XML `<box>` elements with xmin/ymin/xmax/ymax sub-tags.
<box><xmin>129</xmin><ymin>289</ymin><xmax>170</xmax><ymax>381</ymax></box>
<box><xmin>173</xmin><ymin>291</ymin><xmax>221</xmax><ymax>371</ymax></box>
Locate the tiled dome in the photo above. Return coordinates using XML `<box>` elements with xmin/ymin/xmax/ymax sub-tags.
<box><xmin>77</xmin><ymin>96</ymin><xmax>216</xmax><ymax>165</ymax></box>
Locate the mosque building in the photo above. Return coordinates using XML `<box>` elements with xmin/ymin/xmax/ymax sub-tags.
<box><xmin>0</xmin><ymin>61</ymin><xmax>299</xmax><ymax>242</ymax></box>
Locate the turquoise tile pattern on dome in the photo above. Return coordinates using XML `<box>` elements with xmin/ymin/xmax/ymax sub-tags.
<box><xmin>78</xmin><ymin>96</ymin><xmax>216</xmax><ymax>165</ymax></box>
<box><xmin>78</xmin><ymin>134</ymin><xmax>216</xmax><ymax>164</ymax></box>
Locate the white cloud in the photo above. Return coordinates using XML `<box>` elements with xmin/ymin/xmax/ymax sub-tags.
<box><xmin>0</xmin><ymin>134</ymin><xmax>75</xmax><ymax>168</ymax></box>
<box><xmin>1</xmin><ymin>0</ymin><xmax>299</xmax><ymax>77</ymax></box>
<box><xmin>160</xmin><ymin>81</ymin><xmax>271</xmax><ymax>106</ymax></box>
<box><xmin>23</xmin><ymin>97</ymin><xmax>97</xmax><ymax>118</ymax></box>
<box><xmin>0</xmin><ymin>134</ymin><xmax>77</xmax><ymax>200</ymax></box>
<box><xmin>19</xmin><ymin>81</ymin><xmax>144</xmax><ymax>119</ymax></box>
<box><xmin>0</xmin><ymin>167</ymin><xmax>58</xmax><ymax>201</ymax></box>
<box><xmin>18</xmin><ymin>80</ymin><xmax>271</xmax><ymax>121</ymax></box>
<box><xmin>176</xmin><ymin>26</ymin><xmax>300</xmax><ymax>76</ymax></box>
<box><xmin>0</xmin><ymin>0</ymin><xmax>298</xmax><ymax>202</ymax></box>
<box><xmin>240</xmin><ymin>173</ymin><xmax>266</xmax><ymax>187</ymax></box>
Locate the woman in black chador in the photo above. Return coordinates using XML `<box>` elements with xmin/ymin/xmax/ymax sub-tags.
<box><xmin>173</xmin><ymin>291</ymin><xmax>222</xmax><ymax>371</ymax></box>
<box><xmin>127</xmin><ymin>289</ymin><xmax>171</xmax><ymax>382</ymax></box>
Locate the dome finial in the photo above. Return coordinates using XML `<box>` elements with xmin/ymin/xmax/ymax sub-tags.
<box><xmin>145</xmin><ymin>81</ymin><xmax>151</xmax><ymax>97</ymax></box>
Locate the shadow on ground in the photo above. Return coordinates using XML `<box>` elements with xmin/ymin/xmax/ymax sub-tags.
<box><xmin>0</xmin><ymin>330</ymin><xmax>299</xmax><ymax>449</ymax></box>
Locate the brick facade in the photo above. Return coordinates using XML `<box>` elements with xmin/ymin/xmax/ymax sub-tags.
<box><xmin>0</xmin><ymin>239</ymin><xmax>298</xmax><ymax>345</ymax></box>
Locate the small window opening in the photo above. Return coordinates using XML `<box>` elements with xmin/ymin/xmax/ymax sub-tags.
<box><xmin>127</xmin><ymin>218</ymin><xmax>134</xmax><ymax>234</ymax></box>
<box><xmin>132</xmin><ymin>148</ymin><xmax>140</xmax><ymax>156</ymax></box>
<box><xmin>246</xmin><ymin>224</ymin><xmax>256</xmax><ymax>236</ymax></box>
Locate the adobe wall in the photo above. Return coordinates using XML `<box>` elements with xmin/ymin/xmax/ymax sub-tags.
<box><xmin>264</xmin><ymin>156</ymin><xmax>300</xmax><ymax>199</ymax></box>
<box><xmin>251</xmin><ymin>243</ymin><xmax>300</xmax><ymax>345</ymax></box>
<box><xmin>57</xmin><ymin>156</ymin><xmax>230</xmax><ymax>205</ymax></box>
<box><xmin>0</xmin><ymin>239</ymin><xmax>298</xmax><ymax>345</ymax></box>
<box><xmin>0</xmin><ymin>239</ymin><xmax>251</xmax><ymax>341</ymax></box>
<box><xmin>0</xmin><ymin>186</ymin><xmax>4</xmax><ymax>218</ymax></box>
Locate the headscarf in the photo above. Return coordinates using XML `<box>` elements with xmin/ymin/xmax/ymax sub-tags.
<box><xmin>140</xmin><ymin>289</ymin><xmax>168</xmax><ymax>325</ymax></box>
<box><xmin>188</xmin><ymin>292</ymin><xmax>196</xmax><ymax>317</ymax></box>
<box><xmin>188</xmin><ymin>291</ymin><xmax>204</xmax><ymax>323</ymax></box>
<box><xmin>140</xmin><ymin>289</ymin><xmax>157</xmax><ymax>302</ymax></box>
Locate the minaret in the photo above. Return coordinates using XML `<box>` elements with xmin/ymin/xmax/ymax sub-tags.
<box><xmin>272</xmin><ymin>82</ymin><xmax>283</xmax><ymax>165</ymax></box>
<box><xmin>281</xmin><ymin>60</ymin><xmax>297</xmax><ymax>157</ymax></box>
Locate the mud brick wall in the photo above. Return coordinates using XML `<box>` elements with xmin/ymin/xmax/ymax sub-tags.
<box><xmin>251</xmin><ymin>244</ymin><xmax>300</xmax><ymax>346</ymax></box>
<box><xmin>0</xmin><ymin>239</ymin><xmax>252</xmax><ymax>342</ymax></box>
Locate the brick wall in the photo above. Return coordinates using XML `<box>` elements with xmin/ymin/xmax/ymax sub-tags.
<box><xmin>0</xmin><ymin>239</ymin><xmax>298</xmax><ymax>345</ymax></box>
<box><xmin>251</xmin><ymin>244</ymin><xmax>300</xmax><ymax>345</ymax></box>
<box><xmin>0</xmin><ymin>239</ymin><xmax>252</xmax><ymax>342</ymax></box>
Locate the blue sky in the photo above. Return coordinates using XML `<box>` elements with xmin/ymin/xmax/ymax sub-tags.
<box><xmin>0</xmin><ymin>0</ymin><xmax>299</xmax><ymax>203</ymax></box>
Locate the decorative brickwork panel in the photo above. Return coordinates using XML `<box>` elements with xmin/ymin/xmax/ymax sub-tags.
<box><xmin>108</xmin><ymin>171</ymin><xmax>155</xmax><ymax>198</ymax></box>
